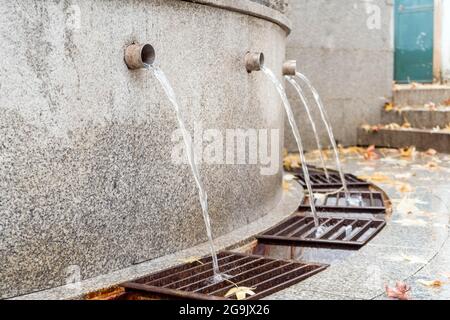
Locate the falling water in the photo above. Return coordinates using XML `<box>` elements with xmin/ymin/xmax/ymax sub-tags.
<box><xmin>261</xmin><ymin>66</ymin><xmax>323</xmax><ymax>235</ymax></box>
<box><xmin>285</xmin><ymin>76</ymin><xmax>330</xmax><ymax>181</ymax></box>
<box><xmin>294</xmin><ymin>72</ymin><xmax>362</xmax><ymax>206</ymax></box>
<box><xmin>145</xmin><ymin>64</ymin><xmax>224</xmax><ymax>282</ymax></box>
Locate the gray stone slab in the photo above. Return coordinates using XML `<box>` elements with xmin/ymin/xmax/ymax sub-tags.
<box><xmin>381</xmin><ymin>108</ymin><xmax>450</xmax><ymax>129</ymax></box>
<box><xmin>357</xmin><ymin>128</ymin><xmax>450</xmax><ymax>153</ymax></box>
<box><xmin>394</xmin><ymin>87</ymin><xmax>450</xmax><ymax>106</ymax></box>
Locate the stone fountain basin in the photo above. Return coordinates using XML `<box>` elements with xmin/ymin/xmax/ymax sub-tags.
<box><xmin>1</xmin><ymin>0</ymin><xmax>290</xmax><ymax>298</ymax></box>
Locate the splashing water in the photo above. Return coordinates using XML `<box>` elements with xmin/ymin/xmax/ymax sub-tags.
<box><xmin>261</xmin><ymin>66</ymin><xmax>324</xmax><ymax>236</ymax></box>
<box><xmin>294</xmin><ymin>72</ymin><xmax>362</xmax><ymax>207</ymax></box>
<box><xmin>145</xmin><ymin>64</ymin><xmax>226</xmax><ymax>282</ymax></box>
<box><xmin>285</xmin><ymin>76</ymin><xmax>330</xmax><ymax>181</ymax></box>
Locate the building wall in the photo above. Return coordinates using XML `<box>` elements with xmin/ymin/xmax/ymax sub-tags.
<box><xmin>285</xmin><ymin>0</ymin><xmax>394</xmax><ymax>150</ymax></box>
<box><xmin>442</xmin><ymin>0</ymin><xmax>450</xmax><ymax>81</ymax></box>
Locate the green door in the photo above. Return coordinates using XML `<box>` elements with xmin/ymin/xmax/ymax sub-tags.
<box><xmin>395</xmin><ymin>0</ymin><xmax>434</xmax><ymax>83</ymax></box>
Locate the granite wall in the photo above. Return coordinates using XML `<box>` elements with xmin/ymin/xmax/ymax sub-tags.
<box><xmin>285</xmin><ymin>0</ymin><xmax>394</xmax><ymax>150</ymax></box>
<box><xmin>0</xmin><ymin>0</ymin><xmax>290</xmax><ymax>298</ymax></box>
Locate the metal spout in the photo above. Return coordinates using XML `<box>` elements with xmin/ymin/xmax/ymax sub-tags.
<box><xmin>245</xmin><ymin>52</ymin><xmax>264</xmax><ymax>73</ymax></box>
<box><xmin>282</xmin><ymin>60</ymin><xmax>297</xmax><ymax>76</ymax></box>
<box><xmin>124</xmin><ymin>43</ymin><xmax>156</xmax><ymax>70</ymax></box>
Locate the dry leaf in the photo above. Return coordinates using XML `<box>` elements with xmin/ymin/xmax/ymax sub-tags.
<box><xmin>282</xmin><ymin>180</ymin><xmax>292</xmax><ymax>191</ymax></box>
<box><xmin>425</xmin><ymin>102</ymin><xmax>437</xmax><ymax>111</ymax></box>
<box><xmin>443</xmin><ymin>123</ymin><xmax>450</xmax><ymax>132</ymax></box>
<box><xmin>401</xmin><ymin>121</ymin><xmax>411</xmax><ymax>129</ymax></box>
<box><xmin>396</xmin><ymin>183</ymin><xmax>412</xmax><ymax>193</ymax></box>
<box><xmin>361</xmin><ymin>124</ymin><xmax>372</xmax><ymax>133</ymax></box>
<box><xmin>442</xmin><ymin>98</ymin><xmax>450</xmax><ymax>106</ymax></box>
<box><xmin>358</xmin><ymin>172</ymin><xmax>392</xmax><ymax>183</ymax></box>
<box><xmin>385</xmin><ymin>123</ymin><xmax>401</xmax><ymax>130</ymax></box>
<box><xmin>225</xmin><ymin>286</ymin><xmax>256</xmax><ymax>300</ymax></box>
<box><xmin>283</xmin><ymin>153</ymin><xmax>301</xmax><ymax>170</ymax></box>
<box><xmin>385</xmin><ymin>282</ymin><xmax>410</xmax><ymax>300</ymax></box>
<box><xmin>363</xmin><ymin>145</ymin><xmax>380</xmax><ymax>160</ymax></box>
<box><xmin>180</xmin><ymin>257</ymin><xmax>204</xmax><ymax>265</ymax></box>
<box><xmin>424</xmin><ymin>148</ymin><xmax>437</xmax><ymax>156</ymax></box>
<box><xmin>384</xmin><ymin>102</ymin><xmax>394</xmax><ymax>112</ymax></box>
<box><xmin>417</xmin><ymin>279</ymin><xmax>445</xmax><ymax>288</ymax></box>
<box><xmin>425</xmin><ymin>161</ymin><xmax>439</xmax><ymax>170</ymax></box>
<box><xmin>400</xmin><ymin>146</ymin><xmax>416</xmax><ymax>159</ymax></box>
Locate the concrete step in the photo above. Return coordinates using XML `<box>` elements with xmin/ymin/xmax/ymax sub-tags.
<box><xmin>357</xmin><ymin>127</ymin><xmax>450</xmax><ymax>153</ymax></box>
<box><xmin>381</xmin><ymin>107</ymin><xmax>450</xmax><ymax>129</ymax></box>
<box><xmin>393</xmin><ymin>85</ymin><xmax>450</xmax><ymax>106</ymax></box>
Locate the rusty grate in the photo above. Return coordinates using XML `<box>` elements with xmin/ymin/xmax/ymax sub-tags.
<box><xmin>299</xmin><ymin>190</ymin><xmax>386</xmax><ymax>213</ymax></box>
<box><xmin>256</xmin><ymin>215</ymin><xmax>386</xmax><ymax>248</ymax></box>
<box><xmin>121</xmin><ymin>251</ymin><xmax>327</xmax><ymax>300</ymax></box>
<box><xmin>294</xmin><ymin>172</ymin><xmax>370</xmax><ymax>190</ymax></box>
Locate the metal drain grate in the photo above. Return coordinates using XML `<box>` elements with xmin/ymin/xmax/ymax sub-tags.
<box><xmin>299</xmin><ymin>190</ymin><xmax>386</xmax><ymax>213</ymax></box>
<box><xmin>294</xmin><ymin>172</ymin><xmax>370</xmax><ymax>190</ymax></box>
<box><xmin>256</xmin><ymin>215</ymin><xmax>386</xmax><ymax>248</ymax></box>
<box><xmin>121</xmin><ymin>251</ymin><xmax>327</xmax><ymax>300</ymax></box>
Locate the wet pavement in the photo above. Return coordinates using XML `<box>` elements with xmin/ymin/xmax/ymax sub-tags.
<box><xmin>268</xmin><ymin>147</ymin><xmax>450</xmax><ymax>300</ymax></box>
<box><xmin>15</xmin><ymin>147</ymin><xmax>450</xmax><ymax>300</ymax></box>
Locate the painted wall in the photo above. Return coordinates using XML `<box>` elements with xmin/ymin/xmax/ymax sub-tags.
<box><xmin>285</xmin><ymin>0</ymin><xmax>394</xmax><ymax>150</ymax></box>
<box><xmin>442</xmin><ymin>0</ymin><xmax>450</xmax><ymax>81</ymax></box>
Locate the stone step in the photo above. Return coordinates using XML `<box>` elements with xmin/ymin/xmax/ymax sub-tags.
<box><xmin>382</xmin><ymin>107</ymin><xmax>450</xmax><ymax>129</ymax></box>
<box><xmin>357</xmin><ymin>127</ymin><xmax>450</xmax><ymax>153</ymax></box>
<box><xmin>393</xmin><ymin>85</ymin><xmax>450</xmax><ymax>106</ymax></box>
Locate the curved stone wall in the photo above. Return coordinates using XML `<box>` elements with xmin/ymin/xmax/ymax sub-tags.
<box><xmin>0</xmin><ymin>0</ymin><xmax>290</xmax><ymax>298</ymax></box>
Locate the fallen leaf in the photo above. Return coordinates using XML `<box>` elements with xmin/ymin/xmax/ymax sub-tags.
<box><xmin>358</xmin><ymin>172</ymin><xmax>392</xmax><ymax>183</ymax></box>
<box><xmin>384</xmin><ymin>102</ymin><xmax>394</xmax><ymax>112</ymax></box>
<box><xmin>396</xmin><ymin>183</ymin><xmax>413</xmax><ymax>193</ymax></box>
<box><xmin>363</xmin><ymin>145</ymin><xmax>380</xmax><ymax>160</ymax></box>
<box><xmin>282</xmin><ymin>180</ymin><xmax>292</xmax><ymax>191</ymax></box>
<box><xmin>424</xmin><ymin>148</ymin><xmax>437</xmax><ymax>156</ymax></box>
<box><xmin>225</xmin><ymin>286</ymin><xmax>256</xmax><ymax>300</ymax></box>
<box><xmin>442</xmin><ymin>98</ymin><xmax>450</xmax><ymax>106</ymax></box>
<box><xmin>443</xmin><ymin>123</ymin><xmax>450</xmax><ymax>133</ymax></box>
<box><xmin>425</xmin><ymin>161</ymin><xmax>440</xmax><ymax>170</ymax></box>
<box><xmin>180</xmin><ymin>257</ymin><xmax>204</xmax><ymax>265</ymax></box>
<box><xmin>417</xmin><ymin>279</ymin><xmax>445</xmax><ymax>288</ymax></box>
<box><xmin>385</xmin><ymin>282</ymin><xmax>410</xmax><ymax>300</ymax></box>
<box><xmin>401</xmin><ymin>120</ymin><xmax>411</xmax><ymax>129</ymax></box>
<box><xmin>283</xmin><ymin>153</ymin><xmax>301</xmax><ymax>170</ymax></box>
<box><xmin>400</xmin><ymin>146</ymin><xmax>416</xmax><ymax>159</ymax></box>
<box><xmin>385</xmin><ymin>123</ymin><xmax>401</xmax><ymax>130</ymax></box>
<box><xmin>425</xmin><ymin>102</ymin><xmax>437</xmax><ymax>111</ymax></box>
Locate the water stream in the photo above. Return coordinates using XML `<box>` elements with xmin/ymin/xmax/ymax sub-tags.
<box><xmin>285</xmin><ymin>77</ymin><xmax>330</xmax><ymax>181</ymax></box>
<box><xmin>294</xmin><ymin>72</ymin><xmax>362</xmax><ymax>206</ymax></box>
<box><xmin>146</xmin><ymin>64</ymin><xmax>224</xmax><ymax>282</ymax></box>
<box><xmin>261</xmin><ymin>66</ymin><xmax>323</xmax><ymax>235</ymax></box>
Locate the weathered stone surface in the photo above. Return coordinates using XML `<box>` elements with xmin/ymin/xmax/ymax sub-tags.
<box><xmin>393</xmin><ymin>86</ymin><xmax>450</xmax><ymax>106</ymax></box>
<box><xmin>382</xmin><ymin>108</ymin><xmax>450</xmax><ymax>129</ymax></box>
<box><xmin>285</xmin><ymin>0</ymin><xmax>394</xmax><ymax>150</ymax></box>
<box><xmin>357</xmin><ymin>128</ymin><xmax>450</xmax><ymax>152</ymax></box>
<box><xmin>0</xmin><ymin>0</ymin><xmax>289</xmax><ymax>298</ymax></box>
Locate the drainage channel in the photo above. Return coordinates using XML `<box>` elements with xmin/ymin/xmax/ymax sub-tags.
<box><xmin>299</xmin><ymin>190</ymin><xmax>386</xmax><ymax>213</ymax></box>
<box><xmin>120</xmin><ymin>252</ymin><xmax>327</xmax><ymax>300</ymax></box>
<box><xmin>91</xmin><ymin>170</ymin><xmax>388</xmax><ymax>301</ymax></box>
<box><xmin>256</xmin><ymin>214</ymin><xmax>386</xmax><ymax>249</ymax></box>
